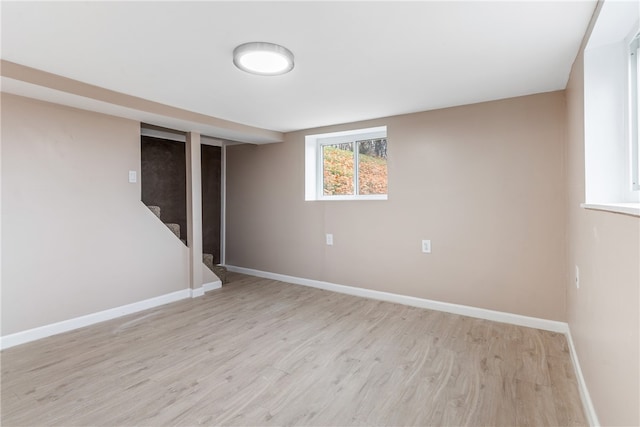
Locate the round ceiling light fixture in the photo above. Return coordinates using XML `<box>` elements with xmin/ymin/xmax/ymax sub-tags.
<box><xmin>233</xmin><ymin>42</ymin><xmax>294</xmax><ymax>76</ymax></box>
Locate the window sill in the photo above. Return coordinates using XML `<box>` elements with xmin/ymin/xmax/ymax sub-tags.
<box><xmin>581</xmin><ymin>203</ymin><xmax>640</xmax><ymax>217</ymax></box>
<box><xmin>316</xmin><ymin>195</ymin><xmax>388</xmax><ymax>201</ymax></box>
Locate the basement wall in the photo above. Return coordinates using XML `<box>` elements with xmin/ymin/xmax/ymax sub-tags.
<box><xmin>226</xmin><ymin>91</ymin><xmax>567</xmax><ymax>321</ymax></box>
<box><xmin>1</xmin><ymin>93</ymin><xmax>189</xmax><ymax>335</ymax></box>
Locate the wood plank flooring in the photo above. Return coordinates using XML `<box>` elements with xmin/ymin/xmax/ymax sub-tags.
<box><xmin>1</xmin><ymin>273</ymin><xmax>587</xmax><ymax>426</ymax></box>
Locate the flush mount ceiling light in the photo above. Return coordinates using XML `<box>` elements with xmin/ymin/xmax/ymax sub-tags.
<box><xmin>233</xmin><ymin>42</ymin><xmax>294</xmax><ymax>76</ymax></box>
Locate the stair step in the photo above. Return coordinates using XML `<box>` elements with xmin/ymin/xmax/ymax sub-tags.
<box><xmin>212</xmin><ymin>265</ymin><xmax>227</xmax><ymax>284</ymax></box>
<box><xmin>203</xmin><ymin>253</ymin><xmax>214</xmax><ymax>270</ymax></box>
<box><xmin>202</xmin><ymin>253</ymin><xmax>227</xmax><ymax>283</ymax></box>
<box><xmin>147</xmin><ymin>205</ymin><xmax>161</xmax><ymax>219</ymax></box>
<box><xmin>165</xmin><ymin>223</ymin><xmax>180</xmax><ymax>238</ymax></box>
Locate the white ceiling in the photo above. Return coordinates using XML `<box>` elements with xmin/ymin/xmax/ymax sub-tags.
<box><xmin>1</xmin><ymin>1</ymin><xmax>597</xmax><ymax>135</ymax></box>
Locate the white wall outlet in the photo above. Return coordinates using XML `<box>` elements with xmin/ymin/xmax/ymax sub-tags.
<box><xmin>128</xmin><ymin>170</ymin><xmax>137</xmax><ymax>183</ymax></box>
<box><xmin>421</xmin><ymin>239</ymin><xmax>431</xmax><ymax>253</ymax></box>
<box><xmin>326</xmin><ymin>233</ymin><xmax>333</xmax><ymax>246</ymax></box>
<box><xmin>575</xmin><ymin>265</ymin><xmax>580</xmax><ymax>289</ymax></box>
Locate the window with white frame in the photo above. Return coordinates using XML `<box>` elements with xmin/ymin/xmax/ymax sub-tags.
<box><xmin>582</xmin><ymin>0</ymin><xmax>640</xmax><ymax>215</ymax></box>
<box><xmin>305</xmin><ymin>126</ymin><xmax>387</xmax><ymax>201</ymax></box>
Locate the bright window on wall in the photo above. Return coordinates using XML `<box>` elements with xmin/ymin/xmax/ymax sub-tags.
<box><xmin>305</xmin><ymin>126</ymin><xmax>387</xmax><ymax>201</ymax></box>
<box><xmin>583</xmin><ymin>0</ymin><xmax>640</xmax><ymax>215</ymax></box>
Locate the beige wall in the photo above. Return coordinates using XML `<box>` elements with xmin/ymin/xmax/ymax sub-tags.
<box><xmin>1</xmin><ymin>94</ymin><xmax>191</xmax><ymax>335</ymax></box>
<box><xmin>227</xmin><ymin>92</ymin><xmax>567</xmax><ymax>321</ymax></box>
<box><xmin>566</xmin><ymin>49</ymin><xmax>640</xmax><ymax>426</ymax></box>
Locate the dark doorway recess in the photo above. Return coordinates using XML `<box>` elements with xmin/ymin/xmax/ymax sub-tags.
<box><xmin>202</xmin><ymin>145</ymin><xmax>222</xmax><ymax>264</ymax></box>
<box><xmin>141</xmin><ymin>136</ymin><xmax>187</xmax><ymax>242</ymax></box>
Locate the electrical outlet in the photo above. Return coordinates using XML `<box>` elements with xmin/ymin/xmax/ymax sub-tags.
<box><xmin>326</xmin><ymin>234</ymin><xmax>333</xmax><ymax>246</ymax></box>
<box><xmin>421</xmin><ymin>240</ymin><xmax>431</xmax><ymax>253</ymax></box>
<box><xmin>128</xmin><ymin>170</ymin><xmax>137</xmax><ymax>183</ymax></box>
<box><xmin>575</xmin><ymin>265</ymin><xmax>580</xmax><ymax>289</ymax></box>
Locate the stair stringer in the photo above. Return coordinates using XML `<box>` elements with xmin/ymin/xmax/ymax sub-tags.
<box><xmin>202</xmin><ymin>263</ymin><xmax>221</xmax><ymax>291</ymax></box>
<box><xmin>143</xmin><ymin>204</ymin><xmax>219</xmax><ymax>293</ymax></box>
<box><xmin>142</xmin><ymin>204</ymin><xmax>190</xmax><ymax>254</ymax></box>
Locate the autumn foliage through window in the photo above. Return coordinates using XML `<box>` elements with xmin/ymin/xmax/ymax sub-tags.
<box><xmin>322</xmin><ymin>139</ymin><xmax>388</xmax><ymax>196</ymax></box>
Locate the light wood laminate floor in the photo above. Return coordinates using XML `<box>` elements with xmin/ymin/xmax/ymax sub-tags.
<box><xmin>1</xmin><ymin>273</ymin><xmax>587</xmax><ymax>426</ymax></box>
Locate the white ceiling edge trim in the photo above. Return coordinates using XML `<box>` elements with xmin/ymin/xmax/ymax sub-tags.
<box><xmin>0</xmin><ymin>77</ymin><xmax>278</xmax><ymax>145</ymax></box>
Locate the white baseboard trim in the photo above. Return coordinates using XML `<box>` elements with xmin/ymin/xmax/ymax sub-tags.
<box><xmin>0</xmin><ymin>289</ymin><xmax>191</xmax><ymax>350</ymax></box>
<box><xmin>203</xmin><ymin>280</ymin><xmax>222</xmax><ymax>292</ymax></box>
<box><xmin>226</xmin><ymin>265</ymin><xmax>569</xmax><ymax>333</ymax></box>
<box><xmin>190</xmin><ymin>280</ymin><xmax>223</xmax><ymax>298</ymax></box>
<box><xmin>565</xmin><ymin>328</ymin><xmax>600</xmax><ymax>426</ymax></box>
<box><xmin>190</xmin><ymin>287</ymin><xmax>205</xmax><ymax>298</ymax></box>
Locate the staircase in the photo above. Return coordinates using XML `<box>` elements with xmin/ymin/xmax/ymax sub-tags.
<box><xmin>147</xmin><ymin>205</ymin><xmax>226</xmax><ymax>283</ymax></box>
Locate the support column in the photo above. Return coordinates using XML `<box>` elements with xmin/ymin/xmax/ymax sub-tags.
<box><xmin>186</xmin><ymin>132</ymin><xmax>203</xmax><ymax>296</ymax></box>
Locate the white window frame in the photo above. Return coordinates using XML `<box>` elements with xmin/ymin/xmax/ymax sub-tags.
<box><xmin>582</xmin><ymin>1</ymin><xmax>640</xmax><ymax>217</ymax></box>
<box><xmin>305</xmin><ymin>126</ymin><xmax>387</xmax><ymax>201</ymax></box>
